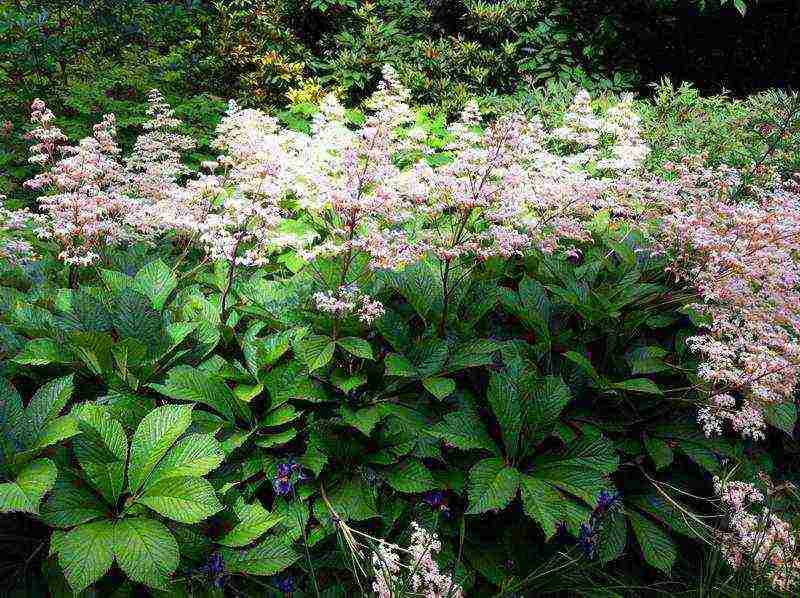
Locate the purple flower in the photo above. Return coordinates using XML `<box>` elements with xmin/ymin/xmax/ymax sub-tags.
<box><xmin>200</xmin><ymin>552</ymin><xmax>228</xmax><ymax>588</ymax></box>
<box><xmin>273</xmin><ymin>458</ymin><xmax>304</xmax><ymax>496</ymax></box>
<box><xmin>273</xmin><ymin>477</ymin><xmax>294</xmax><ymax>496</ymax></box>
<box><xmin>276</xmin><ymin>458</ymin><xmax>297</xmax><ymax>478</ymax></box>
<box><xmin>274</xmin><ymin>574</ymin><xmax>294</xmax><ymax>594</ymax></box>
<box><xmin>594</xmin><ymin>490</ymin><xmax>622</xmax><ymax>515</ymax></box>
<box><xmin>423</xmin><ymin>490</ymin><xmax>449</xmax><ymax>514</ymax></box>
<box><xmin>578</xmin><ymin>522</ymin><xmax>597</xmax><ymax>559</ymax></box>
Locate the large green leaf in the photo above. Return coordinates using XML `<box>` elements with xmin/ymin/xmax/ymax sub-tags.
<box><xmin>628</xmin><ymin>511</ymin><xmax>677</xmax><ymax>574</ymax></box>
<box><xmin>429</xmin><ymin>407</ymin><xmax>497</xmax><ymax>453</ymax></box>
<box><xmin>487</xmin><ymin>372</ymin><xmax>522</xmax><ymax>458</ymax></box>
<box><xmin>466</xmin><ymin>457</ymin><xmax>519</xmax><ymax>514</ymax></box>
<box><xmin>113</xmin><ymin>517</ymin><xmax>179</xmax><ymax>590</ymax></box>
<box><xmin>13</xmin><ymin>338</ymin><xmax>72</xmax><ymax>366</ymax></box>
<box><xmin>72</xmin><ymin>404</ymin><xmax>128</xmax><ymax>505</ymax></box>
<box><xmin>422</xmin><ymin>376</ymin><xmax>455</xmax><ymax>400</ymax></box>
<box><xmin>137</xmin><ymin>476</ymin><xmax>222</xmax><ymax>523</ymax></box>
<box><xmin>0</xmin><ymin>458</ymin><xmax>57</xmax><ymax>514</ymax></box>
<box><xmin>241</xmin><ymin>328</ymin><xmax>297</xmax><ymax>375</ymax></box>
<box><xmin>317</xmin><ymin>476</ymin><xmax>377</xmax><ymax>522</ymax></box>
<box><xmin>112</xmin><ymin>288</ymin><xmax>166</xmax><ymax>351</ymax></box>
<box><xmin>519</xmin><ymin>475</ymin><xmax>567</xmax><ymax>539</ymax></box>
<box><xmin>58</xmin><ymin>520</ymin><xmax>116</xmax><ymax>593</ymax></box>
<box><xmin>127</xmin><ymin>404</ymin><xmax>193</xmax><ymax>494</ymax></box>
<box><xmin>295</xmin><ymin>335</ymin><xmax>335</xmax><ymax>371</ymax></box>
<box><xmin>337</xmin><ymin>337</ymin><xmax>373</xmax><ymax>360</ymax></box>
<box><xmin>134</xmin><ymin>260</ymin><xmax>177</xmax><ymax>311</ymax></box>
<box><xmin>340</xmin><ymin>406</ymin><xmax>382</xmax><ymax>436</ymax></box>
<box><xmin>598</xmin><ymin>509</ymin><xmax>628</xmax><ymax>563</ymax></box>
<box><xmin>383</xmin><ymin>459</ymin><xmax>436</xmax><ymax>493</ymax></box>
<box><xmin>144</xmin><ymin>433</ymin><xmax>224</xmax><ymax>491</ymax></box>
<box><xmin>384</xmin><ymin>353</ymin><xmax>417</xmax><ymax>377</ymax></box>
<box><xmin>25</xmin><ymin>375</ymin><xmax>74</xmax><ymax>439</ymax></box>
<box><xmin>219</xmin><ymin>496</ymin><xmax>283</xmax><ymax>547</ymax></box>
<box><xmin>612</xmin><ymin>378</ymin><xmax>663</xmax><ymax>395</ymax></box>
<box><xmin>387</xmin><ymin>260</ymin><xmax>442</xmax><ymax>320</ymax></box>
<box><xmin>522</xmin><ymin>375</ymin><xmax>571</xmax><ymax>446</ymax></box>
<box><xmin>221</xmin><ymin>538</ymin><xmax>300</xmax><ymax>575</ymax></box>
<box><xmin>149</xmin><ymin>366</ymin><xmax>238</xmax><ymax>422</ymax></box>
<box><xmin>41</xmin><ymin>472</ymin><xmax>108</xmax><ymax>528</ymax></box>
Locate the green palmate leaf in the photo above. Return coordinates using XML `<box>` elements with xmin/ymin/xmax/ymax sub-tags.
<box><xmin>383</xmin><ymin>459</ymin><xmax>436</xmax><ymax>493</ymax></box>
<box><xmin>299</xmin><ymin>442</ymin><xmax>327</xmax><ymax>477</ymax></box>
<box><xmin>764</xmin><ymin>402</ymin><xmax>797</xmax><ymax>436</ymax></box>
<box><xmin>598</xmin><ymin>509</ymin><xmax>628</xmax><ymax>563</ymax></box>
<box><xmin>331</xmin><ymin>369</ymin><xmax>367</xmax><ymax>393</ymax></box>
<box><xmin>261</xmin><ymin>360</ymin><xmax>327</xmax><ymax>406</ymax></box>
<box><xmin>273</xmin><ymin>497</ymin><xmax>310</xmax><ymax>543</ymax></box>
<box><xmin>261</xmin><ymin>404</ymin><xmax>301</xmax><ymax>428</ymax></box>
<box><xmin>429</xmin><ymin>407</ymin><xmax>497</xmax><ymax>453</ymax></box>
<box><xmin>233</xmin><ymin>383</ymin><xmax>263</xmax><ymax>403</ymax></box>
<box><xmin>628</xmin><ymin>511</ymin><xmax>677</xmax><ymax>574</ymax></box>
<box><xmin>340</xmin><ymin>406</ymin><xmax>382</xmax><ymax>436</ymax></box>
<box><xmin>27</xmin><ymin>375</ymin><xmax>73</xmax><ymax>431</ymax></box>
<box><xmin>255</xmin><ymin>429</ymin><xmax>297</xmax><ymax>448</ymax></box>
<box><xmin>144</xmin><ymin>433</ymin><xmax>224</xmax><ymax>491</ymax></box>
<box><xmin>422</xmin><ymin>376</ymin><xmax>455</xmax><ymax>400</ymax></box>
<box><xmin>149</xmin><ymin>366</ymin><xmax>238</xmax><ymax>422</ymax></box>
<box><xmin>14</xmin><ymin>338</ymin><xmax>71</xmax><ymax>366</ymax></box>
<box><xmin>41</xmin><ymin>472</ymin><xmax>109</xmax><ymax>528</ymax></box>
<box><xmin>100</xmin><ymin>269</ymin><xmax>135</xmax><ymax>294</ymax></box>
<box><xmin>112</xmin><ymin>289</ymin><xmax>165</xmax><ymax>351</ymax></box>
<box><xmin>644</xmin><ymin>437</ymin><xmax>674</xmax><ymax>470</ymax></box>
<box><xmin>564</xmin><ymin>351</ymin><xmax>602</xmax><ymax>385</ymax></box>
<box><xmin>32</xmin><ymin>415</ymin><xmax>81</xmax><ymax>451</ymax></box>
<box><xmin>523</xmin><ymin>375</ymin><xmax>571</xmax><ymax>445</ymax></box>
<box><xmin>321</xmin><ymin>476</ymin><xmax>377</xmax><ymax>522</ymax></box>
<box><xmin>58</xmin><ymin>520</ymin><xmax>116</xmax><ymax>593</ymax></box>
<box><xmin>127</xmin><ymin>404</ymin><xmax>193</xmax><ymax>494</ymax></box>
<box><xmin>625</xmin><ymin>346</ymin><xmax>669</xmax><ymax>375</ymax></box>
<box><xmin>553</xmin><ymin>435</ymin><xmax>619</xmax><ymax>474</ymax></box>
<box><xmin>137</xmin><ymin>476</ymin><xmax>222</xmax><ymax>524</ymax></box>
<box><xmin>221</xmin><ymin>538</ymin><xmax>300</xmax><ymax>575</ymax></box>
<box><xmin>612</xmin><ymin>378</ymin><xmax>663</xmax><ymax>395</ymax></box>
<box><xmin>242</xmin><ymin>327</ymin><xmax>290</xmax><ymax>375</ymax></box>
<box><xmin>533</xmin><ymin>465</ymin><xmax>610</xmax><ymax>506</ymax></box>
<box><xmin>445</xmin><ymin>340</ymin><xmax>499</xmax><ymax>372</ymax></box>
<box><xmin>387</xmin><ymin>259</ymin><xmax>442</xmax><ymax>321</ymax></box>
<box><xmin>466</xmin><ymin>457</ymin><xmax>519</xmax><ymax>514</ymax></box>
<box><xmin>519</xmin><ymin>476</ymin><xmax>564</xmax><ymax>539</ymax></box>
<box><xmin>487</xmin><ymin>371</ymin><xmax>523</xmax><ymax>458</ymax></box>
<box><xmin>628</xmin><ymin>494</ymin><xmax>697</xmax><ymax>538</ymax></box>
<box><xmin>17</xmin><ymin>374</ymin><xmax>74</xmax><ymax>446</ymax></box>
<box><xmin>296</xmin><ymin>335</ymin><xmax>335</xmax><ymax>371</ymax></box>
<box><xmin>113</xmin><ymin>517</ymin><xmax>179</xmax><ymax>590</ymax></box>
<box><xmin>134</xmin><ymin>260</ymin><xmax>177</xmax><ymax>311</ymax></box>
<box><xmin>219</xmin><ymin>497</ymin><xmax>283</xmax><ymax>547</ymax></box>
<box><xmin>0</xmin><ymin>458</ymin><xmax>57</xmax><ymax>513</ymax></box>
<box><xmin>336</xmin><ymin>337</ymin><xmax>374</xmax><ymax>360</ymax></box>
<box><xmin>72</xmin><ymin>404</ymin><xmax>128</xmax><ymax>505</ymax></box>
<box><xmin>384</xmin><ymin>353</ymin><xmax>417</xmax><ymax>377</ymax></box>
<box><xmin>70</xmin><ymin>332</ymin><xmax>114</xmax><ymax>375</ymax></box>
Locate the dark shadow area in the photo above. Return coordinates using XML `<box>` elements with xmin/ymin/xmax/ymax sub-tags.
<box><xmin>619</xmin><ymin>0</ymin><xmax>800</xmax><ymax>94</ymax></box>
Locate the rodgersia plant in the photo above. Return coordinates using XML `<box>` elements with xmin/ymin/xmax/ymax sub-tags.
<box><xmin>4</xmin><ymin>70</ymin><xmax>800</xmax><ymax>597</ymax></box>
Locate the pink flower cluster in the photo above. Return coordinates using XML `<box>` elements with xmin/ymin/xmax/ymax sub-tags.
<box><xmin>372</xmin><ymin>521</ymin><xmax>464</xmax><ymax>598</ymax></box>
<box><xmin>658</xmin><ymin>160</ymin><xmax>800</xmax><ymax>440</ymax></box>
<box><xmin>312</xmin><ymin>284</ymin><xmax>385</xmax><ymax>325</ymax></box>
<box><xmin>23</xmin><ymin>104</ymin><xmax>145</xmax><ymax>266</ymax></box>
<box><xmin>714</xmin><ymin>476</ymin><xmax>800</xmax><ymax>592</ymax></box>
<box><xmin>124</xmin><ymin>90</ymin><xmax>196</xmax><ymax>210</ymax></box>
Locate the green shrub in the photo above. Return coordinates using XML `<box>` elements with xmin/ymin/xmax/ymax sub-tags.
<box><xmin>2</xmin><ymin>72</ymin><xmax>800</xmax><ymax>596</ymax></box>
